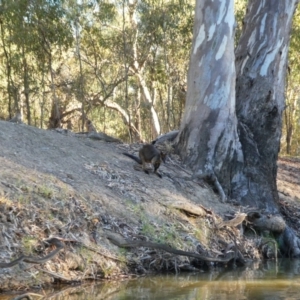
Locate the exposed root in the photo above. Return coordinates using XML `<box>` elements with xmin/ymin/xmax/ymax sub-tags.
<box><xmin>192</xmin><ymin>171</ymin><xmax>227</xmax><ymax>202</ymax></box>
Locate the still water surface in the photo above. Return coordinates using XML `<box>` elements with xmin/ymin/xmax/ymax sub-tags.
<box><xmin>2</xmin><ymin>259</ymin><xmax>300</xmax><ymax>300</ymax></box>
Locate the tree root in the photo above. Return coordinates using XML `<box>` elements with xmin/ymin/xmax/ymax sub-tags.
<box><xmin>279</xmin><ymin>226</ymin><xmax>300</xmax><ymax>257</ymax></box>
<box><xmin>192</xmin><ymin>171</ymin><xmax>227</xmax><ymax>202</ymax></box>
<box><xmin>246</xmin><ymin>211</ymin><xmax>300</xmax><ymax>258</ymax></box>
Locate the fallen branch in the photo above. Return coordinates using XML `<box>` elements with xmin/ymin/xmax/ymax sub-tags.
<box><xmin>152</xmin><ymin>130</ymin><xmax>179</xmax><ymax>144</ymax></box>
<box><xmin>12</xmin><ymin>293</ymin><xmax>43</xmax><ymax>300</ymax></box>
<box><xmin>61</xmin><ymin>235</ymin><xmax>125</xmax><ymax>262</ymax></box>
<box><xmin>78</xmin><ymin>242</ymin><xmax>125</xmax><ymax>263</ymax></box>
<box><xmin>0</xmin><ymin>237</ymin><xmax>64</xmax><ymax>268</ymax></box>
<box><xmin>39</xmin><ymin>268</ymin><xmax>79</xmax><ymax>283</ymax></box>
<box><xmin>106</xmin><ymin>231</ymin><xmax>235</xmax><ymax>263</ymax></box>
<box><xmin>74</xmin><ymin>131</ymin><xmax>121</xmax><ymax>143</ymax></box>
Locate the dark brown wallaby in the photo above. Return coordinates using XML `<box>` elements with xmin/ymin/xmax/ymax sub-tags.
<box><xmin>123</xmin><ymin>144</ymin><xmax>166</xmax><ymax>178</ymax></box>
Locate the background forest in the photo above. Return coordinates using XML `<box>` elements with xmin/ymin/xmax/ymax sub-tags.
<box><xmin>0</xmin><ymin>0</ymin><xmax>299</xmax><ymax>154</ymax></box>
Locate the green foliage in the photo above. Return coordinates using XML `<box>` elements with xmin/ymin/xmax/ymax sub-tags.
<box><xmin>0</xmin><ymin>0</ymin><xmax>73</xmax><ymax>124</ymax></box>
<box><xmin>37</xmin><ymin>185</ymin><xmax>54</xmax><ymax>199</ymax></box>
<box><xmin>0</xmin><ymin>0</ymin><xmax>195</xmax><ymax>140</ymax></box>
<box><xmin>234</xmin><ymin>0</ymin><xmax>247</xmax><ymax>44</ymax></box>
<box><xmin>281</xmin><ymin>5</ymin><xmax>300</xmax><ymax>155</ymax></box>
<box><xmin>0</xmin><ymin>0</ymin><xmax>298</xmax><ymax>146</ymax></box>
<box><xmin>22</xmin><ymin>236</ymin><xmax>37</xmax><ymax>254</ymax></box>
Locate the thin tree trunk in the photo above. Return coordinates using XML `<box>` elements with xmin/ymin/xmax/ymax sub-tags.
<box><xmin>48</xmin><ymin>52</ymin><xmax>61</xmax><ymax>129</ymax></box>
<box><xmin>134</xmin><ymin>70</ymin><xmax>161</xmax><ymax>137</ymax></box>
<box><xmin>22</xmin><ymin>45</ymin><xmax>31</xmax><ymax>125</ymax></box>
<box><xmin>137</xmin><ymin>86</ymin><xmax>143</xmax><ymax>141</ymax></box>
<box><xmin>1</xmin><ymin>22</ymin><xmax>13</xmax><ymax>118</ymax></box>
<box><xmin>129</xmin><ymin>0</ymin><xmax>161</xmax><ymax>137</ymax></box>
<box><xmin>285</xmin><ymin>107</ymin><xmax>293</xmax><ymax>155</ymax></box>
<box><xmin>284</xmin><ymin>88</ymin><xmax>297</xmax><ymax>155</ymax></box>
<box><xmin>75</xmin><ymin>18</ymin><xmax>85</xmax><ymax>132</ymax></box>
<box><xmin>40</xmin><ymin>64</ymin><xmax>46</xmax><ymax>129</ymax></box>
<box><xmin>122</xmin><ymin>0</ymin><xmax>133</xmax><ymax>142</ymax></box>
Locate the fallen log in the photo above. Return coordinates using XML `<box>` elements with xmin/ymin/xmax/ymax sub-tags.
<box><xmin>106</xmin><ymin>231</ymin><xmax>236</xmax><ymax>263</ymax></box>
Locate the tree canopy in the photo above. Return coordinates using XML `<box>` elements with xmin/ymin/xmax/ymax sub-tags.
<box><xmin>0</xmin><ymin>0</ymin><xmax>299</xmax><ymax>155</ymax></box>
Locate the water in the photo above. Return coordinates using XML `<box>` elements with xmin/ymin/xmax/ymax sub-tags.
<box><xmin>2</xmin><ymin>259</ymin><xmax>300</xmax><ymax>300</ymax></box>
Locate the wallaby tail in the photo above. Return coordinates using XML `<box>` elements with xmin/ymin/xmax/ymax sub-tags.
<box><xmin>122</xmin><ymin>152</ymin><xmax>142</xmax><ymax>164</ymax></box>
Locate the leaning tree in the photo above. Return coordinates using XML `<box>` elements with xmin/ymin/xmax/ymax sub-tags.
<box><xmin>176</xmin><ymin>0</ymin><xmax>299</xmax><ymax>211</ymax></box>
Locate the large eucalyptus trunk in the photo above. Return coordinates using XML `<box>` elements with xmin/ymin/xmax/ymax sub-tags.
<box><xmin>233</xmin><ymin>0</ymin><xmax>299</xmax><ymax>209</ymax></box>
<box><xmin>176</xmin><ymin>0</ymin><xmax>242</xmax><ymax>201</ymax></box>
<box><xmin>176</xmin><ymin>0</ymin><xmax>299</xmax><ymax>212</ymax></box>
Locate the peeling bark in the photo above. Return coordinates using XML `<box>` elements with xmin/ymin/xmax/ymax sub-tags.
<box><xmin>177</xmin><ymin>0</ymin><xmax>299</xmax><ymax>213</ymax></box>
<box><xmin>176</xmin><ymin>0</ymin><xmax>242</xmax><ymax>199</ymax></box>
<box><xmin>234</xmin><ymin>0</ymin><xmax>299</xmax><ymax>209</ymax></box>
<box><xmin>182</xmin><ymin>0</ymin><xmax>300</xmax><ymax>257</ymax></box>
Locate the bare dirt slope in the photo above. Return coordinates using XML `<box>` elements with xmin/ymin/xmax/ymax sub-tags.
<box><xmin>0</xmin><ymin>121</ymin><xmax>299</xmax><ymax>291</ymax></box>
<box><xmin>277</xmin><ymin>157</ymin><xmax>300</xmax><ymax>228</ymax></box>
<box><xmin>0</xmin><ymin>121</ymin><xmax>228</xmax><ymax>215</ymax></box>
<box><xmin>0</xmin><ymin>121</ymin><xmax>229</xmax><ymax>291</ymax></box>
<box><xmin>278</xmin><ymin>157</ymin><xmax>300</xmax><ymax>202</ymax></box>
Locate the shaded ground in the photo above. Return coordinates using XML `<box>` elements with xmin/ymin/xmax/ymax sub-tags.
<box><xmin>0</xmin><ymin>121</ymin><xmax>299</xmax><ymax>292</ymax></box>
<box><xmin>277</xmin><ymin>157</ymin><xmax>300</xmax><ymax>229</ymax></box>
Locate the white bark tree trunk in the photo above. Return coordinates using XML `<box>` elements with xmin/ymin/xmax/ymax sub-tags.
<box><xmin>176</xmin><ymin>0</ymin><xmax>299</xmax><ymax>211</ymax></box>
<box><xmin>176</xmin><ymin>0</ymin><xmax>242</xmax><ymax>200</ymax></box>
<box><xmin>135</xmin><ymin>72</ymin><xmax>161</xmax><ymax>136</ymax></box>
<box><xmin>129</xmin><ymin>0</ymin><xmax>161</xmax><ymax>136</ymax></box>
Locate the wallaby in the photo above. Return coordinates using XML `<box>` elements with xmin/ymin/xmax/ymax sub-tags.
<box><xmin>86</xmin><ymin>119</ymin><xmax>97</xmax><ymax>132</ymax></box>
<box><xmin>123</xmin><ymin>144</ymin><xmax>166</xmax><ymax>178</ymax></box>
<box><xmin>9</xmin><ymin>112</ymin><xmax>22</xmax><ymax>123</ymax></box>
